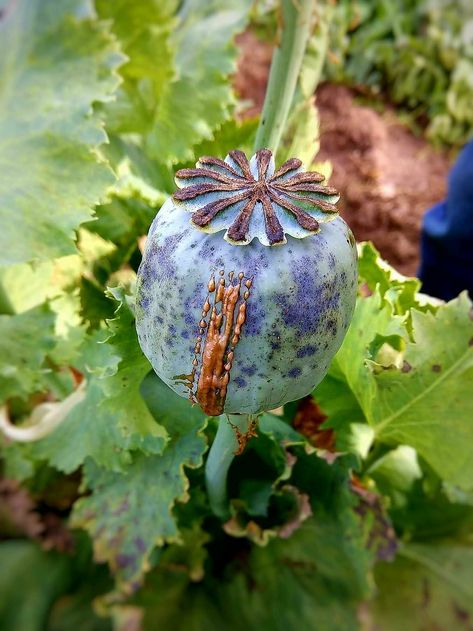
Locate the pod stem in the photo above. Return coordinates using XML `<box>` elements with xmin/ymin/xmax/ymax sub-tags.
<box><xmin>253</xmin><ymin>0</ymin><xmax>316</xmax><ymax>155</ymax></box>
<box><xmin>205</xmin><ymin>413</ymin><xmax>254</xmax><ymax>519</ymax></box>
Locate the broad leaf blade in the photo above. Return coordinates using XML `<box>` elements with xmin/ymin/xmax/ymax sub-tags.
<box><xmin>32</xmin><ymin>292</ymin><xmax>169</xmax><ymax>473</ymax></box>
<box><xmin>0</xmin><ymin>305</ymin><xmax>56</xmax><ymax>400</ymax></box>
<box><xmin>0</xmin><ymin>0</ymin><xmax>123</xmax><ymax>264</ymax></box>
<box><xmin>372</xmin><ymin>294</ymin><xmax>473</xmax><ymax>489</ymax></box>
<box><xmin>371</xmin><ymin>542</ymin><xmax>473</xmax><ymax>631</ymax></box>
<box><xmin>100</xmin><ymin>0</ymin><xmax>252</xmax><ymax>165</ymax></box>
<box><xmin>71</xmin><ymin>373</ymin><xmax>207</xmax><ymax>592</ymax></box>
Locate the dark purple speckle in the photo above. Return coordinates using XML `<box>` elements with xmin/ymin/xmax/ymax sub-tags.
<box><xmin>241</xmin><ymin>363</ymin><xmax>257</xmax><ymax>377</ymax></box>
<box><xmin>296</xmin><ymin>344</ymin><xmax>317</xmax><ymax>358</ymax></box>
<box><xmin>233</xmin><ymin>376</ymin><xmax>247</xmax><ymax>388</ymax></box>
<box><xmin>273</xmin><ymin>256</ymin><xmax>340</xmax><ymax>335</ymax></box>
<box><xmin>134</xmin><ymin>537</ymin><xmax>147</xmax><ymax>553</ymax></box>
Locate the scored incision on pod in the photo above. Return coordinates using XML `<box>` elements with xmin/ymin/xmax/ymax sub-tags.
<box><xmin>175</xmin><ymin>269</ymin><xmax>252</xmax><ymax>416</ymax></box>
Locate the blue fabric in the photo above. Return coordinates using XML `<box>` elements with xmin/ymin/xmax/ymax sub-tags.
<box><xmin>418</xmin><ymin>140</ymin><xmax>473</xmax><ymax>300</ymax></box>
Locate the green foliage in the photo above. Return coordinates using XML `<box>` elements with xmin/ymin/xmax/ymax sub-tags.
<box><xmin>326</xmin><ymin>0</ymin><xmax>473</xmax><ymax>146</ymax></box>
<box><xmin>31</xmin><ymin>299</ymin><xmax>169</xmax><ymax>473</ymax></box>
<box><xmin>370</xmin><ymin>295</ymin><xmax>473</xmax><ymax>489</ymax></box>
<box><xmin>322</xmin><ymin>245</ymin><xmax>473</xmax><ymax>490</ymax></box>
<box><xmin>0</xmin><ymin>540</ymin><xmax>112</xmax><ymax>631</ymax></box>
<box><xmin>132</xmin><ymin>456</ymin><xmax>373</xmax><ymax>631</ymax></box>
<box><xmin>0</xmin><ymin>541</ymin><xmax>74</xmax><ymax>631</ymax></box>
<box><xmin>71</xmin><ymin>373</ymin><xmax>207</xmax><ymax>592</ymax></box>
<box><xmin>372</xmin><ymin>543</ymin><xmax>473</xmax><ymax>630</ymax></box>
<box><xmin>98</xmin><ymin>0</ymin><xmax>252</xmax><ymax>164</ymax></box>
<box><xmin>0</xmin><ymin>305</ymin><xmax>56</xmax><ymax>401</ymax></box>
<box><xmin>0</xmin><ymin>0</ymin><xmax>123</xmax><ymax>265</ymax></box>
<box><xmin>1</xmin><ymin>2</ymin><xmax>473</xmax><ymax>630</ymax></box>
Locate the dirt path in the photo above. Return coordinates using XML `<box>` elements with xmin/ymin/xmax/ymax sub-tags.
<box><xmin>235</xmin><ymin>32</ymin><xmax>452</xmax><ymax>276</ymax></box>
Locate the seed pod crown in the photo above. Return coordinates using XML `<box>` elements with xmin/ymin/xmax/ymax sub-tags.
<box><xmin>173</xmin><ymin>148</ymin><xmax>340</xmax><ymax>246</ymax></box>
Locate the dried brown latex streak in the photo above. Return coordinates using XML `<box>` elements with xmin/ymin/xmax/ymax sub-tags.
<box><xmin>174</xmin><ymin>270</ymin><xmax>252</xmax><ymax>416</ymax></box>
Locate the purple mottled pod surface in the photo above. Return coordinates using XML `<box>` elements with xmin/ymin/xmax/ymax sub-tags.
<box><xmin>136</xmin><ymin>149</ymin><xmax>357</xmax><ymax>416</ymax></box>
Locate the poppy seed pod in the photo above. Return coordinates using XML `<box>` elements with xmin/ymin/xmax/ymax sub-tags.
<box><xmin>136</xmin><ymin>149</ymin><xmax>357</xmax><ymax>416</ymax></box>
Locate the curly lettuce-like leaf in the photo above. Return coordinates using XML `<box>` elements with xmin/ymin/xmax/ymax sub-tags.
<box><xmin>333</xmin><ymin>282</ymin><xmax>473</xmax><ymax>488</ymax></box>
<box><xmin>0</xmin><ymin>305</ymin><xmax>55</xmax><ymax>401</ymax></box>
<box><xmin>99</xmin><ymin>0</ymin><xmax>252</xmax><ymax>164</ymax></box>
<box><xmin>32</xmin><ymin>291</ymin><xmax>168</xmax><ymax>472</ymax></box>
<box><xmin>31</xmin><ymin>379</ymin><xmax>144</xmax><ymax>474</ymax></box>
<box><xmin>371</xmin><ymin>293</ymin><xmax>473</xmax><ymax>489</ymax></box>
<box><xmin>151</xmin><ymin>0</ymin><xmax>252</xmax><ymax>163</ymax></box>
<box><xmin>71</xmin><ymin>373</ymin><xmax>207</xmax><ymax>592</ymax></box>
<box><xmin>100</xmin><ymin>287</ymin><xmax>170</xmax><ymax>451</ymax></box>
<box><xmin>357</xmin><ymin>242</ymin><xmax>436</xmax><ymax>316</ymax></box>
<box><xmin>95</xmin><ymin>0</ymin><xmax>177</xmax><ymax>135</ymax></box>
<box><xmin>332</xmin><ymin>290</ymin><xmax>406</xmax><ymax>417</ymax></box>
<box><xmin>0</xmin><ymin>0</ymin><xmax>123</xmax><ymax>265</ymax></box>
<box><xmin>133</xmin><ymin>455</ymin><xmax>372</xmax><ymax>631</ymax></box>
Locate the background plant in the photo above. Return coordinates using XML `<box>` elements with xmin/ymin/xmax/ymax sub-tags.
<box><xmin>325</xmin><ymin>0</ymin><xmax>473</xmax><ymax>146</ymax></box>
<box><xmin>0</xmin><ymin>1</ymin><xmax>472</xmax><ymax>630</ymax></box>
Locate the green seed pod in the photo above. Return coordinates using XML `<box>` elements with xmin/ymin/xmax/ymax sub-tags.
<box><xmin>136</xmin><ymin>149</ymin><xmax>357</xmax><ymax>416</ymax></box>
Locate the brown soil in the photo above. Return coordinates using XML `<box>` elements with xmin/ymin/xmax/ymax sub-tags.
<box><xmin>234</xmin><ymin>32</ymin><xmax>272</xmax><ymax>118</ymax></box>
<box><xmin>235</xmin><ymin>32</ymin><xmax>452</xmax><ymax>276</ymax></box>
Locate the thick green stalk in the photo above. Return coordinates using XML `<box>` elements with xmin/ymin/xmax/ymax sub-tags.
<box><xmin>205</xmin><ymin>1</ymin><xmax>315</xmax><ymax>520</ymax></box>
<box><xmin>205</xmin><ymin>414</ymin><xmax>253</xmax><ymax>519</ymax></box>
<box><xmin>253</xmin><ymin>0</ymin><xmax>316</xmax><ymax>155</ymax></box>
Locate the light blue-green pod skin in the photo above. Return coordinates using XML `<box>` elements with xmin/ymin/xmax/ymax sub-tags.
<box><xmin>136</xmin><ymin>198</ymin><xmax>357</xmax><ymax>415</ymax></box>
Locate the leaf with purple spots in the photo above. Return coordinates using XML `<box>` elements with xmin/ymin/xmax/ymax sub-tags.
<box><xmin>71</xmin><ymin>372</ymin><xmax>207</xmax><ymax>592</ymax></box>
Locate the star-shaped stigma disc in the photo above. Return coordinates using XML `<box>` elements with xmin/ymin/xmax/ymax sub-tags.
<box><xmin>173</xmin><ymin>148</ymin><xmax>340</xmax><ymax>246</ymax></box>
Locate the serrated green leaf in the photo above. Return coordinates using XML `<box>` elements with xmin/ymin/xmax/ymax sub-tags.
<box><xmin>332</xmin><ymin>290</ymin><xmax>406</xmax><ymax>417</ymax></box>
<box><xmin>358</xmin><ymin>242</ymin><xmax>429</xmax><ymax>316</ymax></box>
<box><xmin>96</xmin><ymin>0</ymin><xmax>178</xmax><ymax>136</ymax></box>
<box><xmin>371</xmin><ymin>294</ymin><xmax>473</xmax><ymax>489</ymax></box>
<box><xmin>333</xmin><ymin>287</ymin><xmax>473</xmax><ymax>488</ymax></box>
<box><xmin>0</xmin><ymin>255</ymin><xmax>85</xmax><ymax>370</ymax></box>
<box><xmin>100</xmin><ymin>0</ymin><xmax>251</xmax><ymax>165</ymax></box>
<box><xmin>0</xmin><ymin>0</ymin><xmax>124</xmax><ymax>265</ymax></box>
<box><xmin>148</xmin><ymin>0</ymin><xmax>252</xmax><ymax>163</ymax></box>
<box><xmin>134</xmin><ymin>455</ymin><xmax>372</xmax><ymax>631</ymax></box>
<box><xmin>101</xmin><ymin>287</ymin><xmax>169</xmax><ymax>453</ymax></box>
<box><xmin>0</xmin><ymin>305</ymin><xmax>56</xmax><ymax>401</ymax></box>
<box><xmin>85</xmin><ymin>137</ymin><xmax>172</xmax><ymax>260</ymax></box>
<box><xmin>32</xmin><ymin>291</ymin><xmax>168</xmax><ymax>473</ymax></box>
<box><xmin>371</xmin><ymin>542</ymin><xmax>473</xmax><ymax>631</ymax></box>
<box><xmin>187</xmin><ymin>116</ymin><xmax>259</xmax><ymax>163</ymax></box>
<box><xmin>32</xmin><ymin>380</ymin><xmax>137</xmax><ymax>473</ymax></box>
<box><xmin>71</xmin><ymin>372</ymin><xmax>207</xmax><ymax>591</ymax></box>
<box><xmin>1</xmin><ymin>441</ymin><xmax>36</xmax><ymax>482</ymax></box>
